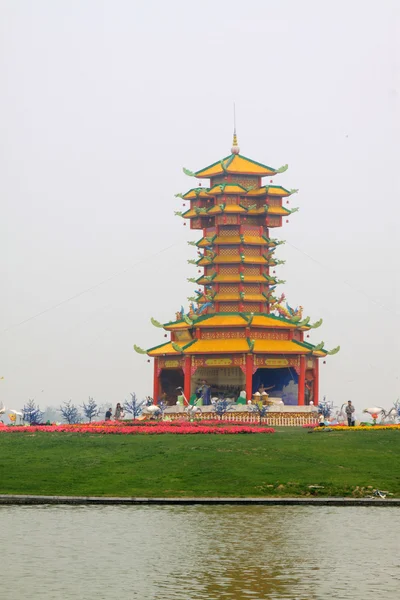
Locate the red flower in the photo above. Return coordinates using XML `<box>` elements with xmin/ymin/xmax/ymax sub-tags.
<box><xmin>0</xmin><ymin>422</ymin><xmax>275</xmax><ymax>435</ymax></box>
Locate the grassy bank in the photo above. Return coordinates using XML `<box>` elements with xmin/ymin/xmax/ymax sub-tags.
<box><xmin>1</xmin><ymin>428</ymin><xmax>399</xmax><ymax>497</ymax></box>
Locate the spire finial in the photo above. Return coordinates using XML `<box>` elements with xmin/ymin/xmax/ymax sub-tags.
<box><xmin>231</xmin><ymin>102</ymin><xmax>240</xmax><ymax>154</ymax></box>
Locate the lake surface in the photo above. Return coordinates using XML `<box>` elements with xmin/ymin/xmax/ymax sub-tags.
<box><xmin>1</xmin><ymin>505</ymin><xmax>399</xmax><ymax>599</ymax></box>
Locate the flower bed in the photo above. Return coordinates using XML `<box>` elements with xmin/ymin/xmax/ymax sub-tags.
<box><xmin>93</xmin><ymin>419</ymin><xmax>268</xmax><ymax>427</ymax></box>
<box><xmin>311</xmin><ymin>424</ymin><xmax>400</xmax><ymax>432</ymax></box>
<box><xmin>0</xmin><ymin>421</ymin><xmax>275</xmax><ymax>435</ymax></box>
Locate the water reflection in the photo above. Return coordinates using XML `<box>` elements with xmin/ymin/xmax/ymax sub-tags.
<box><xmin>0</xmin><ymin>505</ymin><xmax>399</xmax><ymax>599</ymax></box>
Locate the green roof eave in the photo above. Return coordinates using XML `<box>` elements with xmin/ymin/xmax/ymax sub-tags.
<box><xmin>292</xmin><ymin>340</ymin><xmax>328</xmax><ymax>353</ymax></box>
<box><xmin>181</xmin><ymin>339</ymin><xmax>197</xmax><ymax>351</ymax></box>
<box><xmin>195</xmin><ymin>155</ymin><xmax>232</xmax><ymax>176</ymax></box>
<box><xmin>151</xmin><ymin>312</ymin><xmax>303</xmax><ymax>337</ymax></box>
<box><xmin>196</xmin><ymin>234</ymin><xmax>217</xmax><ymax>247</ymax></box>
<box><xmin>163</xmin><ymin>319</ymin><xmax>186</xmax><ymax>328</ymax></box>
<box><xmin>266</xmin><ymin>186</ymin><xmax>292</xmax><ymax>195</ymax></box>
<box><xmin>193</xmin><ymin>312</ymin><xmax>247</xmax><ymax>324</ymax></box>
<box><xmin>146</xmin><ymin>341</ymin><xmax>173</xmax><ymax>353</ymax></box>
<box><xmin>162</xmin><ymin>312</ymin><xmax>305</xmax><ymax>331</ymax></box>
<box><xmin>262</xmin><ymin>313</ymin><xmax>299</xmax><ymax>326</ymax></box>
<box><xmin>195</xmin><ymin>154</ymin><xmax>278</xmax><ymax>177</ymax></box>
<box><xmin>238</xmin><ymin>154</ymin><xmax>277</xmax><ymax>172</ymax></box>
<box><xmin>263</xmin><ymin>274</ymin><xmax>278</xmax><ymax>283</ymax></box>
<box><xmin>196</xmin><ymin>256</ymin><xmax>213</xmax><ymax>265</ymax></box>
<box><xmin>208</xmin><ymin>182</ymin><xmax>248</xmax><ymax>193</ymax></box>
<box><xmin>182</xmin><ymin>187</ymin><xmax>210</xmax><ymax>199</ymax></box>
<box><xmin>182</xmin><ymin>207</ymin><xmax>209</xmax><ymax>218</ymax></box>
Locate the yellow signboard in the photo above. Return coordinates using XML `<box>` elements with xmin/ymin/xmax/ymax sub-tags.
<box><xmin>205</xmin><ymin>358</ymin><xmax>233</xmax><ymax>367</ymax></box>
<box><xmin>265</xmin><ymin>358</ymin><xmax>289</xmax><ymax>367</ymax></box>
<box><xmin>164</xmin><ymin>360</ymin><xmax>180</xmax><ymax>368</ymax></box>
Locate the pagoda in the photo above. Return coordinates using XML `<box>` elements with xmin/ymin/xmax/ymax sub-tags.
<box><xmin>135</xmin><ymin>133</ymin><xmax>339</xmax><ymax>406</ymax></box>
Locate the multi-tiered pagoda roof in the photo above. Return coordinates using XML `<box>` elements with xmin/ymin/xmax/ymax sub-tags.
<box><xmin>135</xmin><ymin>134</ymin><xmax>339</xmax><ymax>405</ymax></box>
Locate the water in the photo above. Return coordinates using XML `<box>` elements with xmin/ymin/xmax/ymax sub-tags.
<box><xmin>1</xmin><ymin>505</ymin><xmax>399</xmax><ymax>599</ymax></box>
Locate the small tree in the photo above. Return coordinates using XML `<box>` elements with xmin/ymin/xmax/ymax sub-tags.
<box><xmin>42</xmin><ymin>406</ymin><xmax>59</xmax><ymax>423</ymax></box>
<box><xmin>249</xmin><ymin>402</ymin><xmax>269</xmax><ymax>424</ymax></box>
<box><xmin>59</xmin><ymin>400</ymin><xmax>81</xmax><ymax>424</ymax></box>
<box><xmin>123</xmin><ymin>393</ymin><xmax>145</xmax><ymax>421</ymax></box>
<box><xmin>394</xmin><ymin>399</ymin><xmax>400</xmax><ymax>422</ymax></box>
<box><xmin>22</xmin><ymin>399</ymin><xmax>44</xmax><ymax>425</ymax></box>
<box><xmin>81</xmin><ymin>397</ymin><xmax>100</xmax><ymax>423</ymax></box>
<box><xmin>213</xmin><ymin>398</ymin><xmax>235</xmax><ymax>420</ymax></box>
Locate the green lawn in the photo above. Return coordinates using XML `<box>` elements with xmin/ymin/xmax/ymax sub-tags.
<box><xmin>1</xmin><ymin>428</ymin><xmax>399</xmax><ymax>497</ymax></box>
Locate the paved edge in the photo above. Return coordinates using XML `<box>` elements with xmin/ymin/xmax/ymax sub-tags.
<box><xmin>0</xmin><ymin>495</ymin><xmax>399</xmax><ymax>506</ymax></box>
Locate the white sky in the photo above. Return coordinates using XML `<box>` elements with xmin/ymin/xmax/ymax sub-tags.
<box><xmin>1</xmin><ymin>0</ymin><xmax>399</xmax><ymax>413</ymax></box>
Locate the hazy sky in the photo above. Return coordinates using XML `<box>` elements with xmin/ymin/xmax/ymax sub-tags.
<box><xmin>1</xmin><ymin>0</ymin><xmax>399</xmax><ymax>413</ymax></box>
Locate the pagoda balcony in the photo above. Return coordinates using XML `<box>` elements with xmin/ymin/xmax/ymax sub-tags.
<box><xmin>197</xmin><ymin>255</ymin><xmax>268</xmax><ymax>266</ymax></box>
<box><xmin>193</xmin><ymin>314</ymin><xmax>298</xmax><ymax>330</ymax></box>
<box><xmin>197</xmin><ymin>274</ymin><xmax>271</xmax><ymax>284</ymax></box>
<box><xmin>213</xmin><ymin>293</ymin><xmax>267</xmax><ymax>302</ymax></box>
<box><xmin>197</xmin><ymin>235</ymin><xmax>269</xmax><ymax>247</ymax></box>
<box><xmin>247</xmin><ymin>185</ymin><xmax>292</xmax><ymax>198</ymax></box>
<box><xmin>207</xmin><ymin>205</ymin><xmax>247</xmax><ymax>215</ymax></box>
<box><xmin>185</xmin><ymin>205</ymin><xmax>290</xmax><ymax>218</ymax></box>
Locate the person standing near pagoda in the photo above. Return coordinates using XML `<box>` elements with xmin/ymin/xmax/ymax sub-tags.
<box><xmin>114</xmin><ymin>403</ymin><xmax>124</xmax><ymax>420</ymax></box>
<box><xmin>305</xmin><ymin>380</ymin><xmax>314</xmax><ymax>405</ymax></box>
<box><xmin>345</xmin><ymin>401</ymin><xmax>355</xmax><ymax>426</ymax></box>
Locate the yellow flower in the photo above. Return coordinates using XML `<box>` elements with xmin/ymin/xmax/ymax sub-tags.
<box><xmin>315</xmin><ymin>425</ymin><xmax>400</xmax><ymax>432</ymax></box>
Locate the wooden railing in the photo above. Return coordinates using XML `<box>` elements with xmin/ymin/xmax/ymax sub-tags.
<box><xmin>166</xmin><ymin>411</ymin><xmax>318</xmax><ymax>427</ymax></box>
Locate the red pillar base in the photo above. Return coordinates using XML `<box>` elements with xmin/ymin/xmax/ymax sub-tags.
<box><xmin>153</xmin><ymin>359</ymin><xmax>160</xmax><ymax>404</ymax></box>
<box><xmin>314</xmin><ymin>359</ymin><xmax>319</xmax><ymax>405</ymax></box>
<box><xmin>184</xmin><ymin>356</ymin><xmax>191</xmax><ymax>404</ymax></box>
<box><xmin>246</xmin><ymin>354</ymin><xmax>253</xmax><ymax>401</ymax></box>
<box><xmin>298</xmin><ymin>356</ymin><xmax>305</xmax><ymax>405</ymax></box>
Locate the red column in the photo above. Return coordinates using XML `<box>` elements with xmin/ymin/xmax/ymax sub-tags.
<box><xmin>314</xmin><ymin>359</ymin><xmax>319</xmax><ymax>406</ymax></box>
<box><xmin>153</xmin><ymin>359</ymin><xmax>160</xmax><ymax>404</ymax></box>
<box><xmin>246</xmin><ymin>354</ymin><xmax>253</xmax><ymax>401</ymax></box>
<box><xmin>298</xmin><ymin>355</ymin><xmax>306</xmax><ymax>405</ymax></box>
<box><xmin>184</xmin><ymin>355</ymin><xmax>192</xmax><ymax>403</ymax></box>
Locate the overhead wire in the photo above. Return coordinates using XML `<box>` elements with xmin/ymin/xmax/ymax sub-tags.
<box><xmin>286</xmin><ymin>241</ymin><xmax>399</xmax><ymax>317</ymax></box>
<box><xmin>3</xmin><ymin>231</ymin><xmax>396</xmax><ymax>337</ymax></box>
<box><xmin>283</xmin><ymin>241</ymin><xmax>399</xmax><ymax>392</ymax></box>
<box><xmin>0</xmin><ymin>240</ymin><xmax>186</xmax><ymax>336</ymax></box>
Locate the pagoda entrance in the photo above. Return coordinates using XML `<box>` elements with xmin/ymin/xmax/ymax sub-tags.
<box><xmin>159</xmin><ymin>368</ymin><xmax>184</xmax><ymax>405</ymax></box>
<box><xmin>253</xmin><ymin>367</ymin><xmax>299</xmax><ymax>405</ymax></box>
<box><xmin>192</xmin><ymin>367</ymin><xmax>245</xmax><ymax>402</ymax></box>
